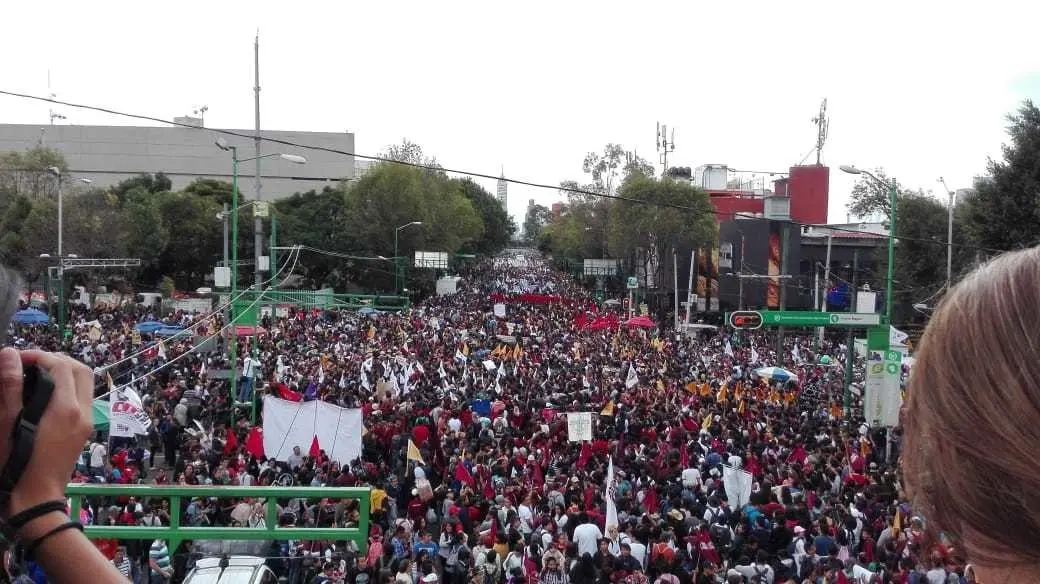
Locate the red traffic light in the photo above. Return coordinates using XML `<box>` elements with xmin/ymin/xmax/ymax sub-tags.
<box><xmin>729</xmin><ymin>311</ymin><xmax>763</xmax><ymax>329</ymax></box>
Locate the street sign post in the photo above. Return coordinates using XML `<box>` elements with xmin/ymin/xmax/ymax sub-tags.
<box><xmin>863</xmin><ymin>349</ymin><xmax>902</xmax><ymax>427</ymax></box>
<box><xmin>626</xmin><ymin>276</ymin><xmax>638</xmax><ymax>289</ymax></box>
<box><xmin>756</xmin><ymin>310</ymin><xmax>881</xmax><ymax>328</ymax></box>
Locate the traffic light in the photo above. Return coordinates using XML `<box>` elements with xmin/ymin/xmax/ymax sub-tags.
<box><xmin>729</xmin><ymin>311</ymin><xmax>763</xmax><ymax>330</ymax></box>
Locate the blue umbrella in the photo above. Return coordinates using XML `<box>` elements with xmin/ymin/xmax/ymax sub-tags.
<box><xmin>753</xmin><ymin>366</ymin><xmax>799</xmax><ymax>384</ymax></box>
<box><xmin>12</xmin><ymin>309</ymin><xmax>49</xmax><ymax>326</ymax></box>
<box><xmin>155</xmin><ymin>325</ymin><xmax>187</xmax><ymax>338</ymax></box>
<box><xmin>135</xmin><ymin>321</ymin><xmax>165</xmax><ymax>334</ymax></box>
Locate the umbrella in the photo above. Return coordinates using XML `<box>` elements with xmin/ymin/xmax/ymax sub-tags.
<box><xmin>753</xmin><ymin>366</ymin><xmax>799</xmax><ymax>383</ymax></box>
<box><xmin>154</xmin><ymin>325</ymin><xmax>187</xmax><ymax>338</ymax></box>
<box><xmin>135</xmin><ymin>321</ymin><xmax>165</xmax><ymax>334</ymax></box>
<box><xmin>358</xmin><ymin>307</ymin><xmax>383</xmax><ymax>316</ymax></box>
<box><xmin>625</xmin><ymin>315</ymin><xmax>656</xmax><ymax>329</ymax></box>
<box><xmin>12</xmin><ymin>309</ymin><xmax>49</xmax><ymax>326</ymax></box>
<box><xmin>819</xmin><ymin>355</ymin><xmax>833</xmax><ymax>365</ymax></box>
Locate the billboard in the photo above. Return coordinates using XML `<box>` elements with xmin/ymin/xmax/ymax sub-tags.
<box><xmin>767</xmin><ymin>231</ymin><xmax>781</xmax><ymax>308</ymax></box>
<box><xmin>414</xmin><ymin>251</ymin><xmax>449</xmax><ymax>269</ymax></box>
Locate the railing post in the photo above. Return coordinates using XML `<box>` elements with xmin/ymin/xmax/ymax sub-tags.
<box><xmin>169</xmin><ymin>494</ymin><xmax>182</xmax><ymax>551</ymax></box>
<box><xmin>265</xmin><ymin>497</ymin><xmax>277</xmax><ymax>532</ymax></box>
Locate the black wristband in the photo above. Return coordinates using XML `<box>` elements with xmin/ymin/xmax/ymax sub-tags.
<box><xmin>7</xmin><ymin>500</ymin><xmax>68</xmax><ymax>531</ymax></box>
<box><xmin>24</xmin><ymin>521</ymin><xmax>83</xmax><ymax>562</ymax></box>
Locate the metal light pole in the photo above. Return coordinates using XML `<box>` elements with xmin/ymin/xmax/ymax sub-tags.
<box><xmin>394</xmin><ymin>221</ymin><xmax>423</xmax><ymax>293</ymax></box>
<box><xmin>840</xmin><ymin>165</ymin><xmax>897</xmax><ymax>325</ymax></box>
<box><xmin>215</xmin><ymin>139</ymin><xmax>305</xmax><ymax>425</ymax></box>
<box><xmin>47</xmin><ymin>168</ymin><xmax>91</xmax><ymax>339</ymax></box>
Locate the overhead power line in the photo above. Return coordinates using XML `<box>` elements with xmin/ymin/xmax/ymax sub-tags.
<box><xmin>0</xmin><ymin>89</ymin><xmax>1011</xmax><ymax>255</ymax></box>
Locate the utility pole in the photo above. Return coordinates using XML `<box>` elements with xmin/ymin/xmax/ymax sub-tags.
<box><xmin>817</xmin><ymin>234</ymin><xmax>833</xmax><ymax>347</ymax></box>
<box><xmin>672</xmin><ymin>247</ymin><xmax>679</xmax><ymax>330</ymax></box>
<box><xmin>737</xmin><ymin>235</ymin><xmax>745</xmax><ymax>310</ymax></box>
<box><xmin>844</xmin><ymin>249</ymin><xmax>859</xmax><ymax>415</ymax></box>
<box><xmin>656</xmin><ymin>122</ymin><xmax>675</xmax><ymax>176</ymax></box>
<box><xmin>938</xmin><ymin>177</ymin><xmax>956</xmax><ymax>292</ymax></box>
<box><xmin>775</xmin><ymin>224</ymin><xmax>790</xmax><ymax>358</ymax></box>
<box><xmin>253</xmin><ymin>32</ymin><xmax>264</xmax><ymax>302</ymax></box>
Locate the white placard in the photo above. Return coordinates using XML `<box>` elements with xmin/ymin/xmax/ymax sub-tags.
<box><xmin>863</xmin><ymin>350</ymin><xmax>902</xmax><ymax>427</ymax></box>
<box><xmin>567</xmin><ymin>412</ymin><xmax>593</xmax><ymax>442</ymax></box>
<box><xmin>493</xmin><ymin>303</ymin><xmax>506</xmax><ymax>318</ymax></box>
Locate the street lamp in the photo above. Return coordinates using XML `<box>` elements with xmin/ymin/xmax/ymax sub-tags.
<box><xmin>394</xmin><ymin>221</ymin><xmax>423</xmax><ymax>293</ymax></box>
<box><xmin>840</xmin><ymin>165</ymin><xmax>897</xmax><ymax>327</ymax></box>
<box><xmin>46</xmin><ymin>168</ymin><xmax>92</xmax><ymax>338</ymax></box>
<box><xmin>215</xmin><ymin>138</ymin><xmax>306</xmax><ymax>425</ymax></box>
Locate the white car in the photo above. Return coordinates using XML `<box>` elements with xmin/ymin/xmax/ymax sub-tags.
<box><xmin>182</xmin><ymin>556</ymin><xmax>278</xmax><ymax>584</ymax></box>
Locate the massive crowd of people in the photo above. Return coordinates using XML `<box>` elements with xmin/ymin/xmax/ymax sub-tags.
<box><xmin>5</xmin><ymin>252</ymin><xmax>951</xmax><ymax>584</ymax></box>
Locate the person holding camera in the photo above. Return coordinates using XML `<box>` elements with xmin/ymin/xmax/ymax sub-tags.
<box><xmin>0</xmin><ymin>346</ymin><xmax>127</xmax><ymax>583</ymax></box>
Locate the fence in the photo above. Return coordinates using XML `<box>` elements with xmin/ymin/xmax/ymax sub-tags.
<box><xmin>67</xmin><ymin>484</ymin><xmax>371</xmax><ymax>553</ymax></box>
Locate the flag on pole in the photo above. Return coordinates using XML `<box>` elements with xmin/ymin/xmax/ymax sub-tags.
<box><xmin>625</xmin><ymin>363</ymin><xmax>639</xmax><ymax>389</ymax></box>
<box><xmin>407</xmin><ymin>440</ymin><xmax>425</xmax><ymax>465</ymax></box>
<box><xmin>605</xmin><ymin>456</ymin><xmax>619</xmax><ymax>533</ymax></box>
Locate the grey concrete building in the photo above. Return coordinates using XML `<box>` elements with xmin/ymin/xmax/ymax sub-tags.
<box><xmin>0</xmin><ymin>123</ymin><xmax>354</xmax><ymax>200</ymax></box>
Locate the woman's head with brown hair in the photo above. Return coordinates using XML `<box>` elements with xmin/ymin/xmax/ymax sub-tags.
<box><xmin>904</xmin><ymin>247</ymin><xmax>1040</xmax><ymax>568</ymax></box>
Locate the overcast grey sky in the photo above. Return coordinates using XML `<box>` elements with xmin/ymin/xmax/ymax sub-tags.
<box><xmin>2</xmin><ymin>1</ymin><xmax>1037</xmax><ymax>225</ymax></box>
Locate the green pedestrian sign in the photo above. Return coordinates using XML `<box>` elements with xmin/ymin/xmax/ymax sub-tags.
<box><xmin>758</xmin><ymin>310</ymin><xmax>881</xmax><ymax>328</ymax></box>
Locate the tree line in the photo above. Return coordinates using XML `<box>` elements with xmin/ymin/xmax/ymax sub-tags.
<box><xmin>0</xmin><ymin>140</ymin><xmax>516</xmax><ymax>295</ymax></box>
<box><xmin>531</xmin><ymin>99</ymin><xmax>1040</xmax><ymax>321</ymax></box>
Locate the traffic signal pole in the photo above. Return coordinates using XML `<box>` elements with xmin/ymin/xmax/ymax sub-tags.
<box><xmin>843</xmin><ymin>248</ymin><xmax>859</xmax><ymax>416</ymax></box>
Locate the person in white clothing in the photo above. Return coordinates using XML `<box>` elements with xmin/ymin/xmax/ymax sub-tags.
<box><xmin>88</xmin><ymin>440</ymin><xmax>107</xmax><ymax>477</ymax></box>
<box><xmin>572</xmin><ymin>515</ymin><xmax>603</xmax><ymax>558</ymax></box>
<box><xmin>238</xmin><ymin>354</ymin><xmax>259</xmax><ymax>403</ymax></box>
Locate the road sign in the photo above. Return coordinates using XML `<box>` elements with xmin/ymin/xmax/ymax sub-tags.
<box><xmin>626</xmin><ymin>277</ymin><xmax>638</xmax><ymax>289</ymax></box>
<box><xmin>863</xmin><ymin>349</ymin><xmax>902</xmax><ymax>426</ymax></box>
<box><xmin>759</xmin><ymin>311</ymin><xmax>880</xmax><ymax>328</ymax></box>
<box><xmin>728</xmin><ymin>311</ymin><xmax>763</xmax><ymax>329</ymax></box>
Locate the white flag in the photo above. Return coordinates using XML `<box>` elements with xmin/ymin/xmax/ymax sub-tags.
<box><xmin>724</xmin><ymin>339</ymin><xmax>734</xmax><ymax>357</ymax></box>
<box><xmin>625</xmin><ymin>363</ymin><xmax>639</xmax><ymax>389</ymax></box>
<box><xmin>438</xmin><ymin>361</ymin><xmax>448</xmax><ymax>380</ymax></box>
<box><xmin>605</xmin><ymin>456</ymin><xmax>619</xmax><ymax>533</ymax></box>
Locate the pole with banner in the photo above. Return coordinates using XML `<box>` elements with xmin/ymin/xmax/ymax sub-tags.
<box><xmin>863</xmin><ymin>348</ymin><xmax>902</xmax><ymax>461</ymax></box>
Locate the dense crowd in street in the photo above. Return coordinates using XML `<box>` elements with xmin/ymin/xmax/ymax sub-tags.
<box><xmin>4</xmin><ymin>252</ymin><xmax>956</xmax><ymax>584</ymax></box>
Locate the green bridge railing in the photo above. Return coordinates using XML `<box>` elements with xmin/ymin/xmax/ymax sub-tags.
<box><xmin>68</xmin><ymin>484</ymin><xmax>371</xmax><ymax>553</ymax></box>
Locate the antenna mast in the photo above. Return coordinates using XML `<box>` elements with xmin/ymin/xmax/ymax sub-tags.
<box><xmin>656</xmin><ymin>122</ymin><xmax>675</xmax><ymax>175</ymax></box>
<box><xmin>811</xmin><ymin>98</ymin><xmax>829</xmax><ymax>166</ymax></box>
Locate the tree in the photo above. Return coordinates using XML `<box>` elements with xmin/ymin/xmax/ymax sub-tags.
<box><xmin>608</xmin><ymin>177</ymin><xmax>716</xmax><ymax>287</ymax></box>
<box><xmin>456</xmin><ymin>178</ymin><xmax>516</xmax><ymax>255</ymax></box>
<box><xmin>274</xmin><ymin>187</ymin><xmax>354</xmax><ymax>288</ymax></box>
<box><xmin>154</xmin><ymin>193</ymin><xmax>223</xmax><ymax>287</ymax></box>
<box><xmin>110</xmin><ymin>173</ymin><xmax>172</xmax><ymax>204</ymax></box>
<box><xmin>0</xmin><ymin>147</ymin><xmax>68</xmax><ymax>201</ymax></box>
<box><xmin>380</xmin><ymin>139</ymin><xmax>441</xmax><ymax>169</ymax></box>
<box><xmin>962</xmin><ymin>99</ymin><xmax>1040</xmax><ymax>251</ymax></box>
<box><xmin>845</xmin><ymin>168</ymin><xmax>914</xmax><ymax>220</ymax></box>
<box><xmin>566</xmin><ymin>144</ymin><xmax>654</xmax><ymax>204</ymax></box>
<box><xmin>182</xmin><ymin>178</ymin><xmax>233</xmax><ymax>206</ymax></box>
<box><xmin>522</xmin><ymin>204</ymin><xmax>552</xmax><ymax>246</ymax></box>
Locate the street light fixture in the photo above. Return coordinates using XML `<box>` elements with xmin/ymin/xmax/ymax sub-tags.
<box><xmin>394</xmin><ymin>221</ymin><xmax>423</xmax><ymax>293</ymax></box>
<box><xmin>214</xmin><ymin>138</ymin><xmax>306</xmax><ymax>426</ymax></box>
<box><xmin>841</xmin><ymin>164</ymin><xmax>898</xmax><ymax>329</ymax></box>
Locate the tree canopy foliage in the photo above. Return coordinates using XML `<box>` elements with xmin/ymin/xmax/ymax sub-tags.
<box><xmin>0</xmin><ymin>143</ymin><xmax>514</xmax><ymax>294</ymax></box>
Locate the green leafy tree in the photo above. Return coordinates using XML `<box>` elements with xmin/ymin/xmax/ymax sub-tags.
<box><xmin>182</xmin><ymin>178</ymin><xmax>234</xmax><ymax>206</ymax></box>
<box><xmin>608</xmin><ymin>177</ymin><xmax>716</xmax><ymax>286</ymax></box>
<box><xmin>456</xmin><ymin>178</ymin><xmax>516</xmax><ymax>255</ymax></box>
<box><xmin>522</xmin><ymin>204</ymin><xmax>552</xmax><ymax>246</ymax></box>
<box><xmin>962</xmin><ymin>99</ymin><xmax>1040</xmax><ymax>251</ymax></box>
<box><xmin>380</xmin><ymin>139</ymin><xmax>441</xmax><ymax>169</ymax></box>
<box><xmin>110</xmin><ymin>173</ymin><xmax>172</xmax><ymax>204</ymax></box>
<box><xmin>274</xmin><ymin>186</ymin><xmax>354</xmax><ymax>288</ymax></box>
<box><xmin>845</xmin><ymin>168</ymin><xmax>914</xmax><ymax>220</ymax></box>
<box><xmin>155</xmin><ymin>192</ymin><xmax>223</xmax><ymax>287</ymax></box>
<box><xmin>0</xmin><ymin>147</ymin><xmax>68</xmax><ymax>201</ymax></box>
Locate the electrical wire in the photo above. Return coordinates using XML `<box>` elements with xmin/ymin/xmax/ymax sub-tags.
<box><xmin>96</xmin><ymin>247</ymin><xmax>302</xmax><ymax>398</ymax></box>
<box><xmin>0</xmin><ymin>89</ymin><xmax>1012</xmax><ymax>256</ymax></box>
<box><xmin>92</xmin><ymin>246</ymin><xmax>301</xmax><ymax>375</ymax></box>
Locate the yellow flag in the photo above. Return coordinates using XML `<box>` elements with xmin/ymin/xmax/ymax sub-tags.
<box><xmin>892</xmin><ymin>508</ymin><xmax>902</xmax><ymax>537</ymax></box>
<box><xmin>655</xmin><ymin>379</ymin><xmax>665</xmax><ymax>392</ymax></box>
<box><xmin>107</xmin><ymin>372</ymin><xmax>115</xmax><ymax>391</ymax></box>
<box><xmin>367</xmin><ymin>325</ymin><xmax>376</xmax><ymax>340</ymax></box>
<box><xmin>462</xmin><ymin>343</ymin><xmax>470</xmax><ymax>356</ymax></box>
<box><xmin>737</xmin><ymin>400</ymin><xmax>746</xmax><ymax>415</ymax></box>
<box><xmin>684</xmin><ymin>382</ymin><xmax>697</xmax><ymax>394</ymax></box>
<box><xmin>702</xmin><ymin>413</ymin><xmax>713</xmax><ymax>431</ymax></box>
<box><xmin>406</xmin><ymin>440</ymin><xmax>425</xmax><ymax>465</ymax></box>
<box><xmin>362</xmin><ymin>425</ymin><xmax>369</xmax><ymax>437</ymax></box>
<box><xmin>600</xmin><ymin>400</ymin><xmax>616</xmax><ymax>417</ymax></box>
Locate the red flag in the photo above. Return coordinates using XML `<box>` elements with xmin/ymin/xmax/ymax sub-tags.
<box><xmin>455</xmin><ymin>463</ymin><xmax>475</xmax><ymax>487</ymax></box>
<box><xmin>309</xmin><ymin>435</ymin><xmax>321</xmax><ymax>458</ymax></box>
<box><xmin>224</xmin><ymin>430</ymin><xmax>239</xmax><ymax>456</ymax></box>
<box><xmin>277</xmin><ymin>384</ymin><xmax>303</xmax><ymax>402</ymax></box>
<box><xmin>680</xmin><ymin>442</ymin><xmax>690</xmax><ymax>468</ymax></box>
<box><xmin>643</xmin><ymin>487</ymin><xmax>660</xmax><ymax>514</ymax></box>
<box><xmin>245</xmin><ymin>427</ymin><xmax>265</xmax><ymax>459</ymax></box>
<box><xmin>489</xmin><ymin>515</ymin><xmax>499</xmax><ymax>544</ymax></box>
<box><xmin>532</xmin><ymin>459</ymin><xmax>544</xmax><ymax>491</ymax></box>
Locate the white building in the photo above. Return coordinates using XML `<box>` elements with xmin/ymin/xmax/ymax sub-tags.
<box><xmin>496</xmin><ymin>168</ymin><xmax>507</xmax><ymax>209</ymax></box>
<box><xmin>0</xmin><ymin>123</ymin><xmax>355</xmax><ymax>200</ymax></box>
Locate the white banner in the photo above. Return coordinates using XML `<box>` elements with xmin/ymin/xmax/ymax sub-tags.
<box><xmin>493</xmin><ymin>303</ymin><xmax>506</xmax><ymax>318</ymax></box>
<box><xmin>567</xmin><ymin>412</ymin><xmax>593</xmax><ymax>442</ymax></box>
<box><xmin>262</xmin><ymin>396</ymin><xmax>364</xmax><ymax>465</ymax></box>
<box><xmin>863</xmin><ymin>350</ymin><xmax>902</xmax><ymax>427</ymax></box>
<box><xmin>109</xmin><ymin>397</ymin><xmax>151</xmax><ymax>437</ymax></box>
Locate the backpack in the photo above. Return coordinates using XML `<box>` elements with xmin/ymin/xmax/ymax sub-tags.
<box><xmin>709</xmin><ymin>524</ymin><xmax>731</xmax><ymax>549</ymax></box>
<box><xmin>748</xmin><ymin>565</ymin><xmax>766</xmax><ymax>584</ymax></box>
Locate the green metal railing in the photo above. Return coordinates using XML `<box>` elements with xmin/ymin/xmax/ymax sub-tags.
<box><xmin>236</xmin><ymin>290</ymin><xmax>410</xmax><ymax>312</ymax></box>
<box><xmin>67</xmin><ymin>485</ymin><xmax>371</xmax><ymax>553</ymax></box>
